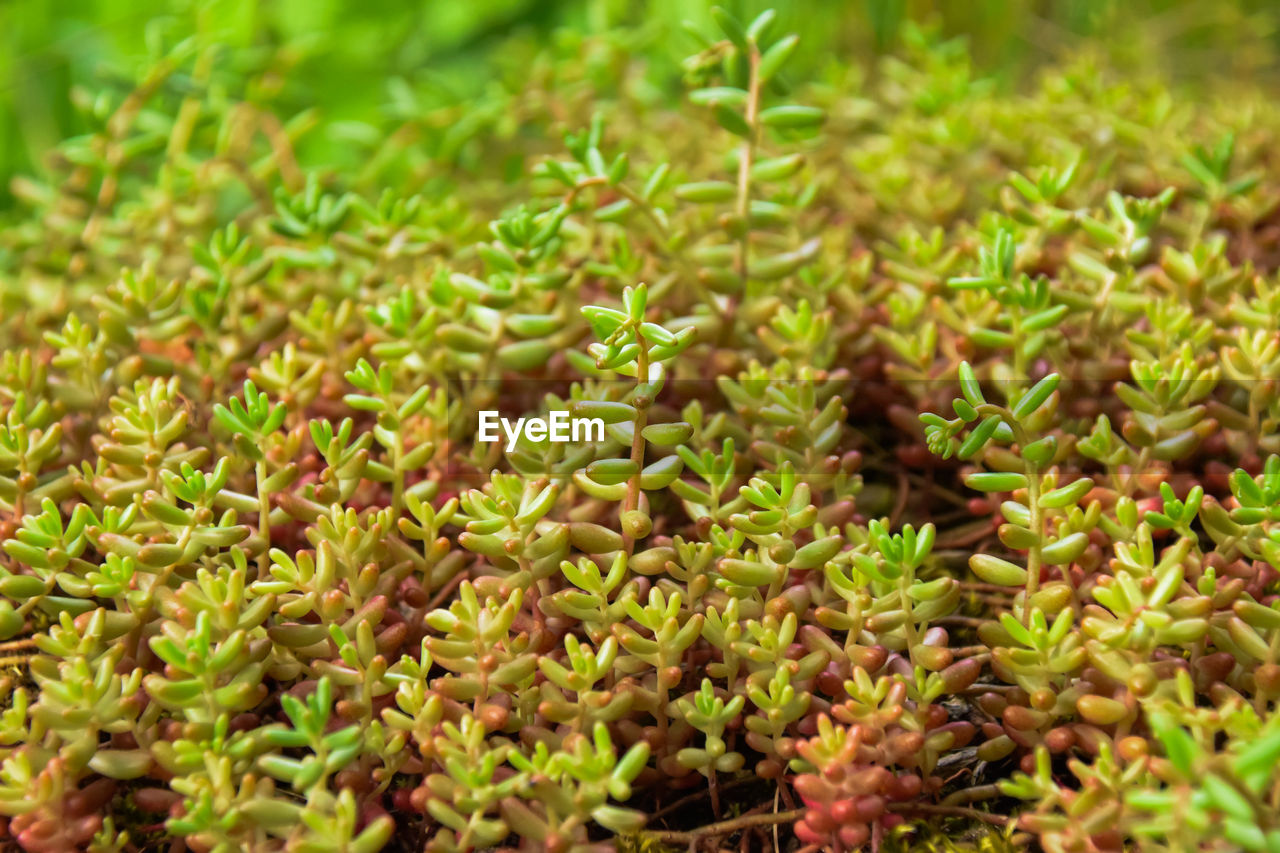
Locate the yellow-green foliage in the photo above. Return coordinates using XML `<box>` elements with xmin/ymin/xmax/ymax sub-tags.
<box><xmin>2</xmin><ymin>3</ymin><xmax>1280</xmax><ymax>852</ymax></box>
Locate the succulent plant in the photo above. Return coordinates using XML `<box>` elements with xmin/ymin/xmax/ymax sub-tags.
<box><xmin>2</xmin><ymin>2</ymin><xmax>1280</xmax><ymax>851</ymax></box>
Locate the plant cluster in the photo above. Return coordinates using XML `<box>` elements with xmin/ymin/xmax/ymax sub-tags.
<box><xmin>4</xmin><ymin>3</ymin><xmax>1280</xmax><ymax>851</ymax></box>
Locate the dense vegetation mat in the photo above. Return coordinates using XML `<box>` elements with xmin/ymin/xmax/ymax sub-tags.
<box><xmin>2</xmin><ymin>4</ymin><xmax>1280</xmax><ymax>851</ymax></box>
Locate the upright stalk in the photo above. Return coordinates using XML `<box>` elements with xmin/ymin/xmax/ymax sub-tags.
<box><xmin>255</xmin><ymin>459</ymin><xmax>271</xmax><ymax>580</ymax></box>
<box><xmin>733</xmin><ymin>46</ymin><xmax>762</xmax><ymax>291</ymax></box>
<box><xmin>1024</xmin><ymin>460</ymin><xmax>1043</xmax><ymax>610</ymax></box>
<box><xmin>1010</xmin><ymin>419</ymin><xmax>1043</xmax><ymax>622</ymax></box>
<box><xmin>624</xmin><ymin>338</ymin><xmax>651</xmax><ymax>555</ymax></box>
<box><xmin>719</xmin><ymin>44</ymin><xmax>762</xmax><ymax>347</ymax></box>
<box><xmin>390</xmin><ymin>429</ymin><xmax>404</xmax><ymax>520</ymax></box>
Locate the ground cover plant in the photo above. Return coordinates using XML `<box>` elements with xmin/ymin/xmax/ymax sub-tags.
<box><xmin>4</xmin><ymin>1</ymin><xmax>1280</xmax><ymax>850</ymax></box>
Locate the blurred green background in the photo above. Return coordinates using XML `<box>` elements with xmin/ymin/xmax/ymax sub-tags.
<box><xmin>1</xmin><ymin>0</ymin><xmax>1277</xmax><ymax>210</ymax></box>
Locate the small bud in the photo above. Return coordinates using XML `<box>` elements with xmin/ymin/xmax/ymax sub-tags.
<box><xmin>478</xmin><ymin>703</ymin><xmax>509</xmax><ymax>730</ymax></box>
<box><xmin>1127</xmin><ymin>664</ymin><xmax>1157</xmax><ymax>697</ymax></box>
<box><xmin>768</xmin><ymin>540</ymin><xmax>796</xmax><ymax>563</ymax></box>
<box><xmin>1045</xmin><ymin>727</ymin><xmax>1075</xmax><ymax>753</ymax></box>
<box><xmin>1031</xmin><ymin>688</ymin><xmax>1056</xmax><ymax>711</ymax></box>
<box><xmin>622</xmin><ymin>510</ymin><xmax>652</xmax><ymax>539</ymax></box>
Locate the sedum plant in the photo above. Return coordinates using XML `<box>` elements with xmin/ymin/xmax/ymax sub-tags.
<box><xmin>3</xmin><ymin>2</ymin><xmax>1280</xmax><ymax>851</ymax></box>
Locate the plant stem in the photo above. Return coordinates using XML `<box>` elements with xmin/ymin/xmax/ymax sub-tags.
<box><xmin>655</xmin><ymin>664</ymin><xmax>671</xmax><ymax>748</ymax></box>
<box><xmin>1006</xmin><ymin>413</ymin><xmax>1044</xmax><ymax>622</ymax></box>
<box><xmin>390</xmin><ymin>428</ymin><xmax>404</xmax><ymax>520</ymax></box>
<box><xmin>624</xmin><ymin>335</ymin><xmax>651</xmax><ymax>555</ymax></box>
<box><xmin>255</xmin><ymin>459</ymin><xmax>271</xmax><ymax>580</ymax></box>
<box><xmin>649</xmin><ymin>776</ymin><xmax>760</xmax><ymax>820</ymax></box>
<box><xmin>645</xmin><ymin>808</ymin><xmax>805</xmax><ymax>844</ymax></box>
<box><xmin>519</xmin><ymin>545</ymin><xmax>546</xmax><ymax>638</ymax></box>
<box><xmin>734</xmin><ymin>46</ymin><xmax>761</xmax><ymax>292</ymax></box>
<box><xmin>1024</xmin><ymin>457</ymin><xmax>1042</xmax><ymax>614</ymax></box>
<box><xmin>940</xmin><ymin>783</ymin><xmax>1003</xmax><ymax>806</ymax></box>
<box><xmin>898</xmin><ymin>572</ymin><xmax>921</xmax><ymax>659</ymax></box>
<box><xmin>425</xmin><ymin>573</ymin><xmax>466</xmax><ymax>611</ymax></box>
<box><xmin>887</xmin><ymin>803</ymin><xmax>1008</xmax><ymax>826</ymax></box>
<box><xmin>1125</xmin><ymin>445</ymin><xmax>1151</xmax><ymax>498</ymax></box>
<box><xmin>566</xmin><ymin>178</ymin><xmax>670</xmax><ymax>239</ymax></box>
<box><xmin>718</xmin><ymin>41</ymin><xmax>761</xmax><ymax>347</ymax></box>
